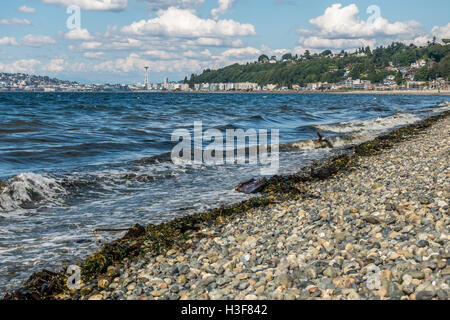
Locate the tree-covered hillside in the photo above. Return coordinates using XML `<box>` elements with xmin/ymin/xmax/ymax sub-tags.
<box><xmin>187</xmin><ymin>42</ymin><xmax>450</xmax><ymax>87</ymax></box>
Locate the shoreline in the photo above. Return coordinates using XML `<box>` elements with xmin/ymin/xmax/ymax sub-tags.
<box><xmin>1</xmin><ymin>90</ymin><xmax>449</xmax><ymax>96</ymax></box>
<box><xmin>3</xmin><ymin>109</ymin><xmax>450</xmax><ymax>300</ymax></box>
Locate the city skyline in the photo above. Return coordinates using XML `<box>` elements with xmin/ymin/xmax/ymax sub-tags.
<box><xmin>0</xmin><ymin>0</ymin><xmax>449</xmax><ymax>84</ymax></box>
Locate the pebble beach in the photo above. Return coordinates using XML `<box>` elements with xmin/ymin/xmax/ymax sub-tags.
<box><xmin>70</xmin><ymin>113</ymin><xmax>450</xmax><ymax>301</ymax></box>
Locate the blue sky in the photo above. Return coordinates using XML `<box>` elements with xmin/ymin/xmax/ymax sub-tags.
<box><xmin>0</xmin><ymin>0</ymin><xmax>449</xmax><ymax>84</ymax></box>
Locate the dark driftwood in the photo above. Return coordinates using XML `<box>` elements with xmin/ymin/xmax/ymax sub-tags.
<box><xmin>92</xmin><ymin>225</ymin><xmax>144</xmax><ymax>243</ymax></box>
<box><xmin>235</xmin><ymin>177</ymin><xmax>267</xmax><ymax>194</ymax></box>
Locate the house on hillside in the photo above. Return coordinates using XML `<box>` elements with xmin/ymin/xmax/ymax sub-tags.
<box><xmin>384</xmin><ymin>75</ymin><xmax>396</xmax><ymax>86</ymax></box>
<box><xmin>411</xmin><ymin>59</ymin><xmax>426</xmax><ymax>69</ymax></box>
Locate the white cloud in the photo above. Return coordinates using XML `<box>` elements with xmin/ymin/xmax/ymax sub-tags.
<box><xmin>193</xmin><ymin>37</ymin><xmax>225</xmax><ymax>46</ymax></box>
<box><xmin>21</xmin><ymin>34</ymin><xmax>57</xmax><ymax>47</ymax></box>
<box><xmin>143</xmin><ymin>50</ymin><xmax>178</xmax><ymax>60</ymax></box>
<box><xmin>301</xmin><ymin>37</ymin><xmax>376</xmax><ymax>49</ymax></box>
<box><xmin>260</xmin><ymin>45</ymin><xmax>290</xmax><ymax>58</ymax></box>
<box><xmin>185</xmin><ymin>37</ymin><xmax>243</xmax><ymax>47</ymax></box>
<box><xmin>138</xmin><ymin>0</ymin><xmax>205</xmax><ymax>11</ymax></box>
<box><xmin>40</xmin><ymin>0</ymin><xmax>127</xmax><ymax>11</ymax></box>
<box><xmin>0</xmin><ymin>37</ymin><xmax>19</xmax><ymax>46</ymax></box>
<box><xmin>84</xmin><ymin>52</ymin><xmax>105</xmax><ymax>59</ymax></box>
<box><xmin>109</xmin><ymin>38</ymin><xmax>142</xmax><ymax>50</ymax></box>
<box><xmin>18</xmin><ymin>6</ymin><xmax>36</xmax><ymax>13</ymax></box>
<box><xmin>292</xmin><ymin>46</ymin><xmax>321</xmax><ymax>55</ymax></box>
<box><xmin>45</xmin><ymin>58</ymin><xmax>65</xmax><ymax>72</ymax></box>
<box><xmin>297</xmin><ymin>3</ymin><xmax>424</xmax><ymax>51</ymax></box>
<box><xmin>0</xmin><ymin>18</ymin><xmax>31</xmax><ymax>25</ymax></box>
<box><xmin>308</xmin><ymin>4</ymin><xmax>421</xmax><ymax>39</ymax></box>
<box><xmin>431</xmin><ymin>23</ymin><xmax>450</xmax><ymax>41</ymax></box>
<box><xmin>121</xmin><ymin>7</ymin><xmax>255</xmax><ymax>38</ymax></box>
<box><xmin>183</xmin><ymin>49</ymin><xmax>212</xmax><ymax>58</ymax></box>
<box><xmin>65</xmin><ymin>29</ymin><xmax>93</xmax><ymax>40</ymax></box>
<box><xmin>403</xmin><ymin>36</ymin><xmax>431</xmax><ymax>47</ymax></box>
<box><xmin>80</xmin><ymin>41</ymin><xmax>103</xmax><ymax>50</ymax></box>
<box><xmin>220</xmin><ymin>46</ymin><xmax>260</xmax><ymax>59</ymax></box>
<box><xmin>0</xmin><ymin>59</ymin><xmax>42</xmax><ymax>73</ymax></box>
<box><xmin>211</xmin><ymin>0</ymin><xmax>235</xmax><ymax>19</ymax></box>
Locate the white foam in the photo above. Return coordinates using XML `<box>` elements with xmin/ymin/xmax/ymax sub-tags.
<box><xmin>315</xmin><ymin>112</ymin><xmax>421</xmax><ymax>134</ymax></box>
<box><xmin>0</xmin><ymin>173</ymin><xmax>66</xmax><ymax>212</ymax></box>
<box><xmin>431</xmin><ymin>101</ymin><xmax>450</xmax><ymax>113</ymax></box>
<box><xmin>286</xmin><ymin>133</ymin><xmax>371</xmax><ymax>151</ymax></box>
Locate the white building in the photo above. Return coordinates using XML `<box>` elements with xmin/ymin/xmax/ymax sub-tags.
<box><xmin>411</xmin><ymin>59</ymin><xmax>426</xmax><ymax>69</ymax></box>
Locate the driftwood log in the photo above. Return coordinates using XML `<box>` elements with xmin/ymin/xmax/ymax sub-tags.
<box><xmin>235</xmin><ymin>177</ymin><xmax>267</xmax><ymax>194</ymax></box>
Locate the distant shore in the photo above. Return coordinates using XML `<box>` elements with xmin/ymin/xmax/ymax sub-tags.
<box><xmin>1</xmin><ymin>90</ymin><xmax>449</xmax><ymax>95</ymax></box>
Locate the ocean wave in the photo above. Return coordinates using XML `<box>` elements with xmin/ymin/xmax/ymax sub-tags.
<box><xmin>282</xmin><ymin>133</ymin><xmax>368</xmax><ymax>151</ymax></box>
<box><xmin>0</xmin><ymin>173</ymin><xmax>66</xmax><ymax>212</ymax></box>
<box><xmin>314</xmin><ymin>112</ymin><xmax>421</xmax><ymax>134</ymax></box>
<box><xmin>0</xmin><ymin>166</ymin><xmax>181</xmax><ymax>212</ymax></box>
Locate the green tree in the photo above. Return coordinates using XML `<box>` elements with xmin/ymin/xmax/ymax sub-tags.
<box><xmin>282</xmin><ymin>53</ymin><xmax>293</xmax><ymax>60</ymax></box>
<box><xmin>303</xmin><ymin>50</ymin><xmax>312</xmax><ymax>60</ymax></box>
<box><xmin>395</xmin><ymin>71</ymin><xmax>404</xmax><ymax>85</ymax></box>
<box><xmin>414</xmin><ymin>66</ymin><xmax>432</xmax><ymax>81</ymax></box>
<box><xmin>258</xmin><ymin>54</ymin><xmax>269</xmax><ymax>63</ymax></box>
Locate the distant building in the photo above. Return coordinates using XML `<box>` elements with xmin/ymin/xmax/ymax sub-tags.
<box><xmin>264</xmin><ymin>84</ymin><xmax>277</xmax><ymax>91</ymax></box>
<box><xmin>383</xmin><ymin>75</ymin><xmax>396</xmax><ymax>86</ymax></box>
<box><xmin>352</xmin><ymin>79</ymin><xmax>371</xmax><ymax>89</ymax></box>
<box><xmin>411</xmin><ymin>59</ymin><xmax>426</xmax><ymax>69</ymax></box>
<box><xmin>406</xmin><ymin>81</ymin><xmax>426</xmax><ymax>90</ymax></box>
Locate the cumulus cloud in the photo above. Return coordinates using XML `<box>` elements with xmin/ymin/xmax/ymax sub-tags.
<box><xmin>183</xmin><ymin>49</ymin><xmax>212</xmax><ymax>58</ymax></box>
<box><xmin>0</xmin><ymin>37</ymin><xmax>19</xmax><ymax>46</ymax></box>
<box><xmin>0</xmin><ymin>18</ymin><xmax>31</xmax><ymax>25</ymax></box>
<box><xmin>260</xmin><ymin>45</ymin><xmax>290</xmax><ymax>59</ymax></box>
<box><xmin>431</xmin><ymin>23</ymin><xmax>450</xmax><ymax>41</ymax></box>
<box><xmin>21</xmin><ymin>34</ymin><xmax>57</xmax><ymax>47</ymax></box>
<box><xmin>301</xmin><ymin>36</ymin><xmax>376</xmax><ymax>50</ymax></box>
<box><xmin>79</xmin><ymin>41</ymin><xmax>103</xmax><ymax>50</ymax></box>
<box><xmin>220</xmin><ymin>46</ymin><xmax>261</xmax><ymax>59</ymax></box>
<box><xmin>109</xmin><ymin>38</ymin><xmax>142</xmax><ymax>50</ymax></box>
<box><xmin>18</xmin><ymin>6</ymin><xmax>36</xmax><ymax>13</ymax></box>
<box><xmin>138</xmin><ymin>0</ymin><xmax>205</xmax><ymax>11</ymax></box>
<box><xmin>211</xmin><ymin>0</ymin><xmax>235</xmax><ymax>19</ymax></box>
<box><xmin>142</xmin><ymin>50</ymin><xmax>178</xmax><ymax>60</ymax></box>
<box><xmin>297</xmin><ymin>3</ymin><xmax>424</xmax><ymax>51</ymax></box>
<box><xmin>308</xmin><ymin>4</ymin><xmax>421</xmax><ymax>39</ymax></box>
<box><xmin>45</xmin><ymin>58</ymin><xmax>65</xmax><ymax>72</ymax></box>
<box><xmin>64</xmin><ymin>29</ymin><xmax>93</xmax><ymax>40</ymax></box>
<box><xmin>185</xmin><ymin>37</ymin><xmax>243</xmax><ymax>47</ymax></box>
<box><xmin>40</xmin><ymin>0</ymin><xmax>127</xmax><ymax>11</ymax></box>
<box><xmin>84</xmin><ymin>52</ymin><xmax>105</xmax><ymax>59</ymax></box>
<box><xmin>121</xmin><ymin>7</ymin><xmax>255</xmax><ymax>38</ymax></box>
<box><xmin>91</xmin><ymin>53</ymin><xmax>202</xmax><ymax>73</ymax></box>
<box><xmin>0</xmin><ymin>59</ymin><xmax>42</xmax><ymax>73</ymax></box>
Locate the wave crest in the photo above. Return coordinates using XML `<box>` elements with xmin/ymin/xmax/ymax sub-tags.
<box><xmin>0</xmin><ymin>173</ymin><xmax>66</xmax><ymax>212</ymax></box>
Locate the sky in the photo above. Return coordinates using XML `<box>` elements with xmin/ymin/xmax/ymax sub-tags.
<box><xmin>0</xmin><ymin>0</ymin><xmax>449</xmax><ymax>84</ymax></box>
